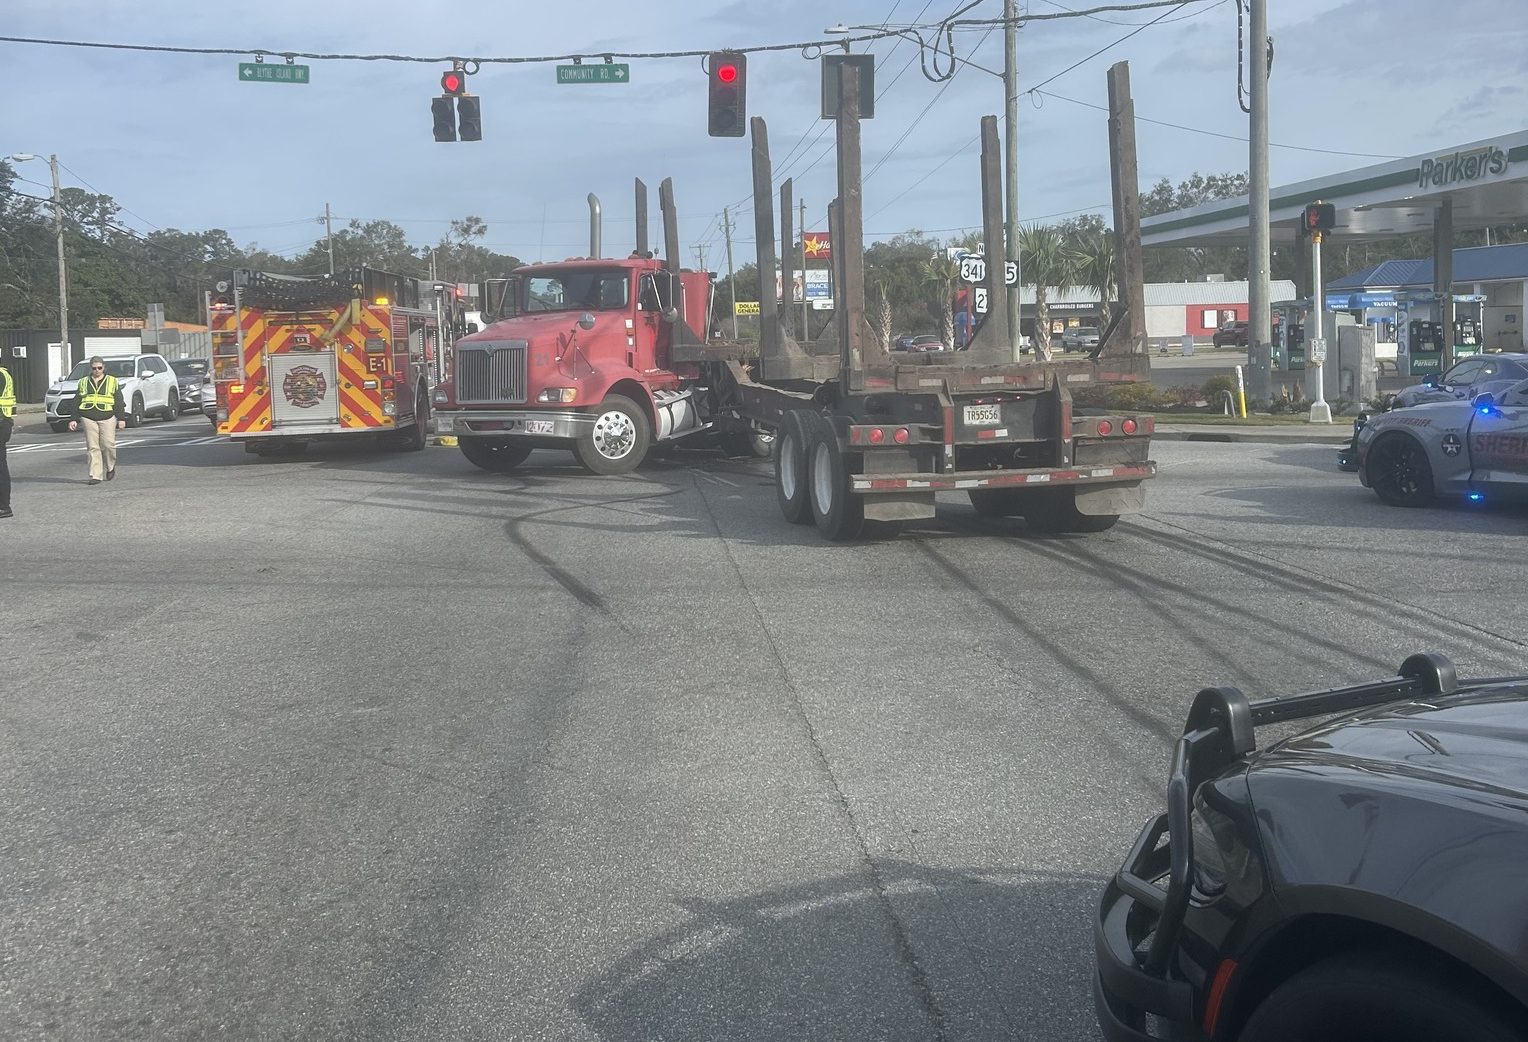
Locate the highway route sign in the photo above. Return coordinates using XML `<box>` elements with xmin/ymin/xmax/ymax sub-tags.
<box><xmin>959</xmin><ymin>256</ymin><xmax>987</xmax><ymax>283</ymax></box>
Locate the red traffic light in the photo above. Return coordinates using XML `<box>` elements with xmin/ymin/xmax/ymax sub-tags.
<box><xmin>716</xmin><ymin>63</ymin><xmax>738</xmax><ymax>84</ymax></box>
<box><xmin>1303</xmin><ymin>202</ymin><xmax>1335</xmax><ymax>232</ymax></box>
<box><xmin>441</xmin><ymin>70</ymin><xmax>466</xmax><ymax>95</ymax></box>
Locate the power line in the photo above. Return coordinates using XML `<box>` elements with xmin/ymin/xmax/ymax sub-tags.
<box><xmin>1028</xmin><ymin>89</ymin><xmax>1402</xmax><ymax>158</ymax></box>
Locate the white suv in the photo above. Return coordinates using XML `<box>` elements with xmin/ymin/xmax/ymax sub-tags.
<box><xmin>43</xmin><ymin>353</ymin><xmax>181</xmax><ymax>432</ymax></box>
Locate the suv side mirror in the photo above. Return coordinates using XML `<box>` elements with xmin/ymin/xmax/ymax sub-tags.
<box><xmin>1422</xmin><ymin>374</ymin><xmax>1440</xmax><ymax>389</ymax></box>
<box><xmin>1474</xmin><ymin>392</ymin><xmax>1495</xmax><ymax>408</ymax></box>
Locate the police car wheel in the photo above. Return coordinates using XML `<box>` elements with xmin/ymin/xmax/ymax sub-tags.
<box><xmin>1367</xmin><ymin>434</ymin><xmax>1434</xmax><ymax>507</ymax></box>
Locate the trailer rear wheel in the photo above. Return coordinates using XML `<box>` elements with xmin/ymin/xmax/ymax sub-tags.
<box><xmin>775</xmin><ymin>411</ymin><xmax>814</xmax><ymax>525</ymax></box>
<box><xmin>1024</xmin><ymin>488</ymin><xmax>1118</xmax><ymax>533</ymax></box>
<box><xmin>575</xmin><ymin>395</ymin><xmax>650</xmax><ymax>475</ymax></box>
<box><xmin>807</xmin><ymin>417</ymin><xmax>865</xmax><ymax>541</ymax></box>
<box><xmin>967</xmin><ymin>488</ymin><xmax>1027</xmax><ymax>517</ymax></box>
<box><xmin>461</xmin><ymin>438</ymin><xmax>533</xmax><ymax>472</ymax></box>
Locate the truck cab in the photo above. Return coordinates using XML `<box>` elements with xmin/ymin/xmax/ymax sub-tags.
<box><xmin>433</xmin><ymin>256</ymin><xmax>716</xmax><ymax>474</ymax></box>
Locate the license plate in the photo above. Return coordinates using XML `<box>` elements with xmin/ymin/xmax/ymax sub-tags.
<box><xmin>525</xmin><ymin>419</ymin><xmax>554</xmax><ymax>435</ymax></box>
<box><xmin>963</xmin><ymin>404</ymin><xmax>1001</xmax><ymax>425</ymax></box>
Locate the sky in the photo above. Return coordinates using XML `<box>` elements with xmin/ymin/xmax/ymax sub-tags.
<box><xmin>3</xmin><ymin>0</ymin><xmax>1525</xmax><ymax>274</ymax></box>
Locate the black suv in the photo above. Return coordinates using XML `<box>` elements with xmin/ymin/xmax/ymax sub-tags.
<box><xmin>1095</xmin><ymin>653</ymin><xmax>1528</xmax><ymax>1042</ymax></box>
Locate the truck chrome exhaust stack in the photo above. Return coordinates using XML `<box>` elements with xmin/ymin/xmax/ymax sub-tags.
<box><xmin>587</xmin><ymin>193</ymin><xmax>601</xmax><ymax>258</ymax></box>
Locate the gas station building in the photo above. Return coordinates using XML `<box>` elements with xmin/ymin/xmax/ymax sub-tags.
<box><xmin>1141</xmin><ymin>129</ymin><xmax>1528</xmax><ymax>386</ymax></box>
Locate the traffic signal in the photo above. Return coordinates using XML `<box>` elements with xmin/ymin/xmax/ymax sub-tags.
<box><xmin>457</xmin><ymin>96</ymin><xmax>482</xmax><ymax>142</ymax></box>
<box><xmin>707</xmin><ymin>51</ymin><xmax>746</xmax><ymax>137</ymax></box>
<box><xmin>432</xmin><ymin>96</ymin><xmax>456</xmax><ymax>142</ymax></box>
<box><xmin>1303</xmin><ymin>202</ymin><xmax>1336</xmax><ymax>233</ymax></box>
<box><xmin>440</xmin><ymin>69</ymin><xmax>466</xmax><ymax>96</ymax></box>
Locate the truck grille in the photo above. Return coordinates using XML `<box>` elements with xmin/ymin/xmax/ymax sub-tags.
<box><xmin>455</xmin><ymin>341</ymin><xmax>528</xmax><ymax>404</ymax></box>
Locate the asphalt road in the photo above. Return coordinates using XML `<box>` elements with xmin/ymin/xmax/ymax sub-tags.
<box><xmin>4</xmin><ymin>417</ymin><xmax>1526</xmax><ymax>1041</ymax></box>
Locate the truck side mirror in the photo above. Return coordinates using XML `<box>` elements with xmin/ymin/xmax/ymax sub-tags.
<box><xmin>578</xmin><ymin>312</ymin><xmax>596</xmax><ymax>330</ymax></box>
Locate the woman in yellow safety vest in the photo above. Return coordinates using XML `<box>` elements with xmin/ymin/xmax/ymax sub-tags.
<box><xmin>69</xmin><ymin>356</ymin><xmax>128</xmax><ymax>485</ymax></box>
<box><xmin>0</xmin><ymin>359</ymin><xmax>14</xmax><ymax>518</ymax></box>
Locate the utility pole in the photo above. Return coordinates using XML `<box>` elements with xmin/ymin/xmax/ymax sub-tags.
<box><xmin>693</xmin><ymin>243</ymin><xmax>709</xmax><ymax>272</ymax></box>
<box><xmin>1247</xmin><ymin>0</ymin><xmax>1272</xmax><ymax>404</ymax></box>
<box><xmin>325</xmin><ymin>202</ymin><xmax>335</xmax><ymax>275</ymax></box>
<box><xmin>1003</xmin><ymin>0</ymin><xmax>1022</xmax><ymax>361</ymax></box>
<box><xmin>722</xmin><ymin>206</ymin><xmax>738</xmax><ymax>340</ymax></box>
<box><xmin>50</xmin><ymin>155</ymin><xmax>68</xmax><ymax>370</ymax></box>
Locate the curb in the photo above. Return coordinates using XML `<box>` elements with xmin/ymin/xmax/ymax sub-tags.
<box><xmin>433</xmin><ymin>435</ymin><xmax>458</xmax><ymax>447</ymax></box>
<box><xmin>1152</xmin><ymin>430</ymin><xmax>1349</xmax><ymax>445</ymax></box>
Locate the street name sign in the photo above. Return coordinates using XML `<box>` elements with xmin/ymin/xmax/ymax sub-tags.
<box><xmin>557</xmin><ymin>64</ymin><xmax>631</xmax><ymax>84</ymax></box>
<box><xmin>239</xmin><ymin>63</ymin><xmax>310</xmax><ymax>84</ymax></box>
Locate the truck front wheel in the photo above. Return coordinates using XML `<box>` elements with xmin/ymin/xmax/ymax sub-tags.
<box><xmin>461</xmin><ymin>438</ymin><xmax>533</xmax><ymax>472</ymax></box>
<box><xmin>574</xmin><ymin>395</ymin><xmax>650</xmax><ymax>475</ymax></box>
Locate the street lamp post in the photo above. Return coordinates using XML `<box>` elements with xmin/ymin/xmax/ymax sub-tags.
<box><xmin>825</xmin><ymin>21</ymin><xmax>1022</xmax><ymax>359</ymax></box>
<box><xmin>8</xmin><ymin>153</ymin><xmax>69</xmax><ymax>372</ymax></box>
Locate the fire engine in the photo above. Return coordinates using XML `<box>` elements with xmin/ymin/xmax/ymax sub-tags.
<box><xmin>209</xmin><ymin>267</ymin><xmax>449</xmax><ymax>455</ymax></box>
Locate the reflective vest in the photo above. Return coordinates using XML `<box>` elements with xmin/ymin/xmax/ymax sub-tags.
<box><xmin>0</xmin><ymin>365</ymin><xmax>14</xmax><ymax>418</ymax></box>
<box><xmin>77</xmin><ymin>374</ymin><xmax>119</xmax><ymax>413</ymax></box>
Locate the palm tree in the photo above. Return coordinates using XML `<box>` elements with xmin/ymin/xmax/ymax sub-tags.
<box><xmin>1017</xmin><ymin>224</ymin><xmax>1077</xmax><ymax>361</ymax></box>
<box><xmin>868</xmin><ymin>281</ymin><xmax>894</xmax><ymax>355</ymax></box>
<box><xmin>1072</xmin><ymin>230</ymin><xmax>1116</xmax><ymax>331</ymax></box>
<box><xmin>920</xmin><ymin>255</ymin><xmax>960</xmax><ymax>350</ymax></box>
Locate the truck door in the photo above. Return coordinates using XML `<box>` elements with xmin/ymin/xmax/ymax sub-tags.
<box><xmin>1467</xmin><ymin>379</ymin><xmax>1528</xmax><ymax>495</ymax></box>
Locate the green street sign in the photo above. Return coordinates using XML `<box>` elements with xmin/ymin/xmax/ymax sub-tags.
<box><xmin>556</xmin><ymin>64</ymin><xmax>630</xmax><ymax>85</ymax></box>
<box><xmin>238</xmin><ymin>62</ymin><xmax>311</xmax><ymax>84</ymax></box>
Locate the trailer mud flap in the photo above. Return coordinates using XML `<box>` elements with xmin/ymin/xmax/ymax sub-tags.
<box><xmin>1074</xmin><ymin>482</ymin><xmax>1144</xmax><ymax>516</ymax></box>
<box><xmin>863</xmin><ymin>492</ymin><xmax>936</xmax><ymax>522</ymax></box>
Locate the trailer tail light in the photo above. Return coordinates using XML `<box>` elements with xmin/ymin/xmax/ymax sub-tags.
<box><xmin>1122</xmin><ymin>418</ymin><xmax>1138</xmax><ymax>435</ymax></box>
<box><xmin>1097</xmin><ymin>420</ymin><xmax>1113</xmax><ymax>436</ymax></box>
<box><xmin>869</xmin><ymin>428</ymin><xmax>885</xmax><ymax>444</ymax></box>
<box><xmin>893</xmin><ymin>428</ymin><xmax>909</xmax><ymax>444</ymax></box>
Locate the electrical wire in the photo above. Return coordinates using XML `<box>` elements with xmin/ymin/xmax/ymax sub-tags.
<box><xmin>1029</xmin><ymin>89</ymin><xmax>1403</xmax><ymax>158</ymax></box>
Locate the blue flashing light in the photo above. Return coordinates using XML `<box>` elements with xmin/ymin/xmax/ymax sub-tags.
<box><xmin>1477</xmin><ymin>404</ymin><xmax>1495</xmax><ymax>416</ymax></box>
<box><xmin>1467</xmin><ymin>492</ymin><xmax>1485</xmax><ymax>502</ymax></box>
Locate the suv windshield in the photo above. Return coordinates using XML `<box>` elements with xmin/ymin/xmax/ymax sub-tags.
<box><xmin>1075</xmin><ymin>327</ymin><xmax>1098</xmax><ymax>337</ymax></box>
<box><xmin>170</xmin><ymin>359</ymin><xmax>209</xmax><ymax>377</ymax></box>
<box><xmin>524</xmin><ymin>270</ymin><xmax>631</xmax><ymax>313</ymax></box>
<box><xmin>67</xmin><ymin>359</ymin><xmax>135</xmax><ymax>380</ymax></box>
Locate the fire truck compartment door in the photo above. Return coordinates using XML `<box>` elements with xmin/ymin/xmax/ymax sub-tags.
<box><xmin>268</xmin><ymin>352</ymin><xmax>341</xmax><ymax>426</ymax></box>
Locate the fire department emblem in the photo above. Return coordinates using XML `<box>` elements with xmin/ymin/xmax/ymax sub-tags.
<box><xmin>282</xmin><ymin>365</ymin><xmax>327</xmax><ymax>409</ymax></box>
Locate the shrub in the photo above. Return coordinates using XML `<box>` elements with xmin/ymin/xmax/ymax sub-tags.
<box><xmin>1165</xmin><ymin>384</ymin><xmax>1202</xmax><ymax>408</ymax></box>
<box><xmin>1201</xmin><ymin>374</ymin><xmax>1240</xmax><ymax>402</ymax></box>
<box><xmin>1266</xmin><ymin>397</ymin><xmax>1293</xmax><ymax>415</ymax></box>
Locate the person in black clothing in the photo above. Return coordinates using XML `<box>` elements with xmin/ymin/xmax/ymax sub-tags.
<box><xmin>68</xmin><ymin>356</ymin><xmax>128</xmax><ymax>484</ymax></box>
<box><xmin>0</xmin><ymin>360</ymin><xmax>14</xmax><ymax>518</ymax></box>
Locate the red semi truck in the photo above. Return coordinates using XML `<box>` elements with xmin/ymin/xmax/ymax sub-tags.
<box><xmin>433</xmin><ymin>100</ymin><xmax>1156</xmax><ymax>540</ymax></box>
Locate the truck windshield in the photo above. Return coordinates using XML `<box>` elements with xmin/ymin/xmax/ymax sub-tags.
<box><xmin>524</xmin><ymin>271</ymin><xmax>631</xmax><ymax>313</ymax></box>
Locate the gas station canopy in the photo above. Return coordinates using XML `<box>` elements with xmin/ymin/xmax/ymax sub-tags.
<box><xmin>1142</xmin><ymin>129</ymin><xmax>1528</xmax><ymax>247</ymax></box>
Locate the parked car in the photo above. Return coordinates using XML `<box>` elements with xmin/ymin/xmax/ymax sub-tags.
<box><xmin>1096</xmin><ymin>652</ymin><xmax>1528</xmax><ymax>1042</ymax></box>
<box><xmin>1211</xmin><ymin>320</ymin><xmax>1249</xmax><ymax>348</ymax></box>
<box><xmin>43</xmin><ymin>352</ymin><xmax>181</xmax><ymax>432</ymax></box>
<box><xmin>1061</xmin><ymin>326</ymin><xmax>1100</xmax><ymax>351</ymax></box>
<box><xmin>892</xmin><ymin>333</ymin><xmax>946</xmax><ymax>352</ymax></box>
<box><xmin>1355</xmin><ymin>377</ymin><xmax>1528</xmax><ymax>507</ymax></box>
<box><xmin>1391</xmin><ymin>352</ymin><xmax>1528</xmax><ymax>409</ymax></box>
<box><xmin>201</xmin><ymin>369</ymin><xmax>218</xmax><ymax>426</ymax></box>
<box><xmin>168</xmin><ymin>358</ymin><xmax>211</xmax><ymax>416</ymax></box>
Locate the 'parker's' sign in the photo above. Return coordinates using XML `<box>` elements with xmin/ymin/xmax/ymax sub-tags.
<box><xmin>1417</xmin><ymin>145</ymin><xmax>1509</xmax><ymax>189</ymax></box>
